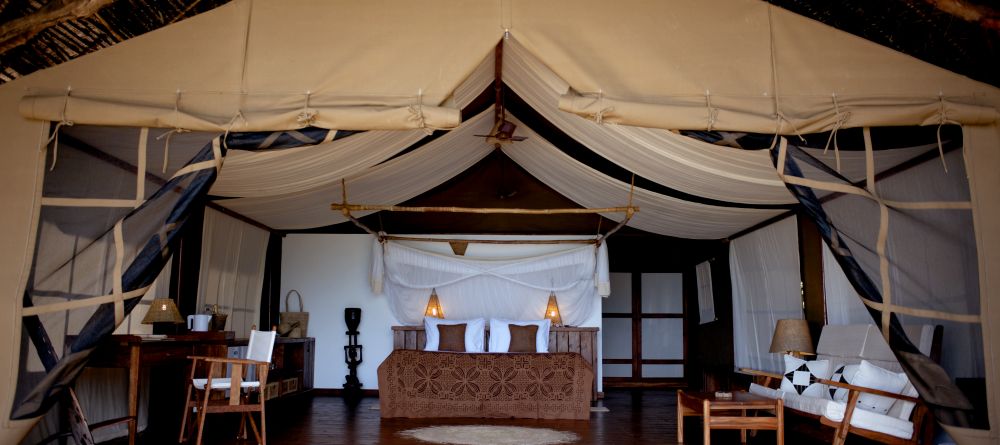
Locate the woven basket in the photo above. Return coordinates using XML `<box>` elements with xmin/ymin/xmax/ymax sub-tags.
<box><xmin>280</xmin><ymin>290</ymin><xmax>309</xmax><ymax>338</ymax></box>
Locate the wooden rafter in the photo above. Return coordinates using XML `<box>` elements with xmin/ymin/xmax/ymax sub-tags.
<box><xmin>333</xmin><ymin>178</ymin><xmax>639</xmax><ymax>244</ymax></box>
<box><xmin>0</xmin><ymin>0</ymin><xmax>116</xmax><ymax>54</ymax></box>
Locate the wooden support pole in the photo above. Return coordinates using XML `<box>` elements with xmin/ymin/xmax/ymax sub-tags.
<box><xmin>330</xmin><ymin>203</ymin><xmax>638</xmax><ymax>215</ymax></box>
<box><xmin>382</xmin><ymin>235</ymin><xmax>597</xmax><ymax>245</ymax></box>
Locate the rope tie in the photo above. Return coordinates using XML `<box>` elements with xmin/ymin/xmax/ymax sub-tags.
<box><xmin>769</xmin><ymin>112</ymin><xmax>806</xmax><ymax>151</ymax></box>
<box><xmin>223</xmin><ymin>111</ymin><xmax>248</xmax><ymax>149</ymax></box>
<box><xmin>408</xmin><ymin>89</ymin><xmax>433</xmax><ymax>135</ymax></box>
<box><xmin>935</xmin><ymin>95</ymin><xmax>960</xmax><ymax>173</ymax></box>
<box><xmin>155</xmin><ymin>90</ymin><xmax>190</xmax><ymax>173</ymax></box>
<box><xmin>705</xmin><ymin>90</ymin><xmax>719</xmax><ymax>131</ymax></box>
<box><xmin>47</xmin><ymin>87</ymin><xmax>74</xmax><ymax>171</ymax></box>
<box><xmin>823</xmin><ymin>94</ymin><xmax>850</xmax><ymax>172</ymax></box>
<box><xmin>297</xmin><ymin>91</ymin><xmax>317</xmax><ymax>127</ymax></box>
<box><xmin>591</xmin><ymin>90</ymin><xmax>615</xmax><ymax>125</ymax></box>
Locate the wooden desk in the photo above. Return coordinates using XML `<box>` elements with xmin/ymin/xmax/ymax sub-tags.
<box><xmin>677</xmin><ymin>390</ymin><xmax>784</xmax><ymax>445</ymax></box>
<box><xmin>85</xmin><ymin>332</ymin><xmax>232</xmax><ymax>445</ymax></box>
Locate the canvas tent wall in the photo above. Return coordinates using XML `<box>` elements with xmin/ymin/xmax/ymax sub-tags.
<box><xmin>0</xmin><ymin>0</ymin><xmax>998</xmax><ymax>443</ymax></box>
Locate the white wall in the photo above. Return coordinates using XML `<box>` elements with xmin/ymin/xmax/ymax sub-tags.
<box><xmin>282</xmin><ymin>234</ymin><xmax>603</xmax><ymax>391</ymax></box>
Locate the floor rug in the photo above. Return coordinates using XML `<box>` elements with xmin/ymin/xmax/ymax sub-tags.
<box><xmin>398</xmin><ymin>425</ymin><xmax>579</xmax><ymax>445</ymax></box>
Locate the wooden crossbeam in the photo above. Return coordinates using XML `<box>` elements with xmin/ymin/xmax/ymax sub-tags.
<box><xmin>330</xmin><ymin>203</ymin><xmax>638</xmax><ymax>215</ymax></box>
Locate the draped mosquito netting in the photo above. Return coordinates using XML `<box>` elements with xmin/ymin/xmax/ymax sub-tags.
<box><xmin>773</xmin><ymin>124</ymin><xmax>986</xmax><ymax>429</ymax></box>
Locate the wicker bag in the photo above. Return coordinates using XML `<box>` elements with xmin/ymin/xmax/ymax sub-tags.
<box><xmin>280</xmin><ymin>290</ymin><xmax>309</xmax><ymax>338</ymax></box>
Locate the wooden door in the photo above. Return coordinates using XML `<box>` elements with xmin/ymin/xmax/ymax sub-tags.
<box><xmin>602</xmin><ymin>272</ymin><xmax>686</xmax><ymax>387</ymax></box>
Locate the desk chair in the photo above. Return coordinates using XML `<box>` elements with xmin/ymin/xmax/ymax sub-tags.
<box><xmin>179</xmin><ymin>329</ymin><xmax>277</xmax><ymax>445</ymax></box>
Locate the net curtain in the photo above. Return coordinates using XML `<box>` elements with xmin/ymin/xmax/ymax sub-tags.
<box><xmin>13</xmin><ymin>125</ymin><xmax>350</xmax><ymax>421</ymax></box>
<box><xmin>371</xmin><ymin>240</ymin><xmax>610</xmax><ymax>325</ymax></box>
<box><xmin>729</xmin><ymin>216</ymin><xmax>803</xmax><ymax>373</ymax></box>
<box><xmin>772</xmin><ymin>133</ymin><xmax>984</xmax><ymax>433</ymax></box>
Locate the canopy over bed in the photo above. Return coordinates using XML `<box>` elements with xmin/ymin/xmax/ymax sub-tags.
<box><xmin>0</xmin><ymin>0</ymin><xmax>998</xmax><ymax>443</ymax></box>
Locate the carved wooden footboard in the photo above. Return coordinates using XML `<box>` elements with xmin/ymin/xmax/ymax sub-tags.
<box><xmin>377</xmin><ymin>350</ymin><xmax>593</xmax><ymax>420</ymax></box>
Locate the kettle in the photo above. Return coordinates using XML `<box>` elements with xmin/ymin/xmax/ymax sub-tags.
<box><xmin>187</xmin><ymin>314</ymin><xmax>212</xmax><ymax>332</ymax></box>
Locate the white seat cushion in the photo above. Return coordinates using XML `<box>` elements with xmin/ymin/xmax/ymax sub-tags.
<box><xmin>193</xmin><ymin>378</ymin><xmax>262</xmax><ymax>390</ymax></box>
<box><xmin>842</xmin><ymin>405</ymin><xmax>915</xmax><ymax>440</ymax></box>
<box><xmin>749</xmin><ymin>383</ymin><xmax>783</xmax><ymax>400</ymax></box>
<box><xmin>782</xmin><ymin>391</ymin><xmax>843</xmax><ymax>418</ymax></box>
<box><xmin>755</xmin><ymin>385</ymin><xmax>915</xmax><ymax>441</ymax></box>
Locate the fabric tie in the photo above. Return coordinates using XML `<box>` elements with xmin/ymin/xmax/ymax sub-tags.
<box><xmin>156</xmin><ymin>128</ymin><xmax>190</xmax><ymax>174</ymax></box>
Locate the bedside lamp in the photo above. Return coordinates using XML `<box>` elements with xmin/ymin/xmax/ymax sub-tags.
<box><xmin>769</xmin><ymin>319</ymin><xmax>815</xmax><ymax>358</ymax></box>
<box><xmin>544</xmin><ymin>292</ymin><xmax>563</xmax><ymax>326</ymax></box>
<box><xmin>424</xmin><ymin>289</ymin><xmax>444</xmax><ymax>318</ymax></box>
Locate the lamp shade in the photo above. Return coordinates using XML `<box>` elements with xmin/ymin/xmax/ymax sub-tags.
<box><xmin>424</xmin><ymin>289</ymin><xmax>444</xmax><ymax>318</ymax></box>
<box><xmin>544</xmin><ymin>293</ymin><xmax>563</xmax><ymax>326</ymax></box>
<box><xmin>769</xmin><ymin>319</ymin><xmax>815</xmax><ymax>355</ymax></box>
<box><xmin>141</xmin><ymin>298</ymin><xmax>184</xmax><ymax>324</ymax></box>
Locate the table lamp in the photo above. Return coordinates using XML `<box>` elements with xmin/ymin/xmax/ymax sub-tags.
<box><xmin>141</xmin><ymin>297</ymin><xmax>184</xmax><ymax>334</ymax></box>
<box><xmin>768</xmin><ymin>319</ymin><xmax>815</xmax><ymax>358</ymax></box>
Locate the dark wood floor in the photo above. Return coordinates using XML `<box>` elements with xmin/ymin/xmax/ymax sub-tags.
<box><xmin>120</xmin><ymin>389</ymin><xmax>786</xmax><ymax>445</ymax></box>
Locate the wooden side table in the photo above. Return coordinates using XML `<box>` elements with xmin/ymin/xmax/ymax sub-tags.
<box><xmin>677</xmin><ymin>390</ymin><xmax>784</xmax><ymax>445</ymax></box>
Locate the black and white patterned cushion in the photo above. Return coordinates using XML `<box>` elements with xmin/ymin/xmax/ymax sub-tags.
<box><xmin>779</xmin><ymin>355</ymin><xmax>832</xmax><ymax>398</ymax></box>
<box><xmin>828</xmin><ymin>363</ymin><xmax>860</xmax><ymax>401</ymax></box>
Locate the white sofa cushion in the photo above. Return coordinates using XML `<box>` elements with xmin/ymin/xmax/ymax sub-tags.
<box><xmin>749</xmin><ymin>382</ymin><xmax>783</xmax><ymax>400</ymax></box>
<box><xmin>783</xmin><ymin>390</ymin><xmax>842</xmax><ymax>417</ymax></box>
<box><xmin>752</xmin><ymin>383</ymin><xmax>915</xmax><ymax>441</ymax></box>
<box><xmin>780</xmin><ymin>355</ymin><xmax>833</xmax><ymax>398</ymax></box>
<box><xmin>835</xmin><ymin>402</ymin><xmax>915</xmax><ymax>439</ymax></box>
<box><xmin>829</xmin><ymin>363</ymin><xmax>860</xmax><ymax>401</ymax></box>
<box><xmin>851</xmin><ymin>360</ymin><xmax>909</xmax><ymax>414</ymax></box>
<box><xmin>886</xmin><ymin>381</ymin><xmax>920</xmax><ymax>421</ymax></box>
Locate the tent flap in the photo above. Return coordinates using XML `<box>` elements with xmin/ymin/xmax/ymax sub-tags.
<box><xmin>559</xmin><ymin>91</ymin><xmax>999</xmax><ymax>134</ymax></box>
<box><xmin>20</xmin><ymin>93</ymin><xmax>462</xmax><ymax>132</ymax></box>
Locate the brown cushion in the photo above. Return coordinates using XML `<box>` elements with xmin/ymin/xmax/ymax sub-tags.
<box><xmin>508</xmin><ymin>324</ymin><xmax>539</xmax><ymax>353</ymax></box>
<box><xmin>437</xmin><ymin>323</ymin><xmax>467</xmax><ymax>352</ymax></box>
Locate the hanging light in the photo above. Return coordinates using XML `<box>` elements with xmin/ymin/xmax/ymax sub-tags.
<box><xmin>544</xmin><ymin>292</ymin><xmax>563</xmax><ymax>326</ymax></box>
<box><xmin>424</xmin><ymin>289</ymin><xmax>444</xmax><ymax>319</ymax></box>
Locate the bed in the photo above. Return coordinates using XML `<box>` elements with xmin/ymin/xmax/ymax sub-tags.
<box><xmin>377</xmin><ymin>325</ymin><xmax>597</xmax><ymax>420</ymax></box>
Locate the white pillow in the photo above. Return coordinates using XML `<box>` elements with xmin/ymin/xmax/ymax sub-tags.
<box><xmin>851</xmin><ymin>360</ymin><xmax>909</xmax><ymax>414</ymax></box>
<box><xmin>779</xmin><ymin>355</ymin><xmax>833</xmax><ymax>399</ymax></box>
<box><xmin>886</xmin><ymin>381</ymin><xmax>919</xmax><ymax>420</ymax></box>
<box><xmin>423</xmin><ymin>317</ymin><xmax>485</xmax><ymax>352</ymax></box>
<box><xmin>488</xmin><ymin>318</ymin><xmax>551</xmax><ymax>353</ymax></box>
<box><xmin>829</xmin><ymin>363</ymin><xmax>860</xmax><ymax>401</ymax></box>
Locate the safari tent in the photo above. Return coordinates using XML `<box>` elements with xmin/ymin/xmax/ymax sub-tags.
<box><xmin>0</xmin><ymin>0</ymin><xmax>997</xmax><ymax>443</ymax></box>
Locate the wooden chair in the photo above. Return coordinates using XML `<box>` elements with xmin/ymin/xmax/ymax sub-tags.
<box><xmin>179</xmin><ymin>329</ymin><xmax>277</xmax><ymax>445</ymax></box>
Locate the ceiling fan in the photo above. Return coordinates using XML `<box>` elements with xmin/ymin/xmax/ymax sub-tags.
<box><xmin>474</xmin><ymin>41</ymin><xmax>528</xmax><ymax>147</ymax></box>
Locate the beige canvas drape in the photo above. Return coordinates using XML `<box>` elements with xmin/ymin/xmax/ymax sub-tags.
<box><xmin>197</xmin><ymin>209</ymin><xmax>269</xmax><ymax>338</ymax></box>
<box><xmin>953</xmin><ymin>125</ymin><xmax>1000</xmax><ymax>444</ymax></box>
<box><xmin>17</xmin><ymin>0</ymin><xmax>504</xmax><ymax>132</ymax></box>
<box><xmin>510</xmin><ymin>0</ymin><xmax>998</xmax><ymax>133</ymax></box>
